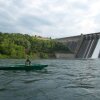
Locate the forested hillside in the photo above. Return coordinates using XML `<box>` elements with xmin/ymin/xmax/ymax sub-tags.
<box><xmin>0</xmin><ymin>32</ymin><xmax>71</xmax><ymax>58</ymax></box>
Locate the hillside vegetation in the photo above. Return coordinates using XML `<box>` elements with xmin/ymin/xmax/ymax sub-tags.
<box><xmin>0</xmin><ymin>32</ymin><xmax>71</xmax><ymax>59</ymax></box>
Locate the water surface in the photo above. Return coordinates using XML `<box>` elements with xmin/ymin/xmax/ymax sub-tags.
<box><xmin>0</xmin><ymin>59</ymin><xmax>100</xmax><ymax>100</ymax></box>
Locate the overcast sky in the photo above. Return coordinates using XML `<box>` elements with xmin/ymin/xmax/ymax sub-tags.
<box><xmin>0</xmin><ymin>0</ymin><xmax>100</xmax><ymax>38</ymax></box>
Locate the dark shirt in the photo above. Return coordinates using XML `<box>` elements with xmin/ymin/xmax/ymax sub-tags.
<box><xmin>25</xmin><ymin>59</ymin><xmax>31</xmax><ymax>65</ymax></box>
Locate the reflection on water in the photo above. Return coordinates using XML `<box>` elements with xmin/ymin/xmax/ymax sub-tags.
<box><xmin>0</xmin><ymin>59</ymin><xmax>100</xmax><ymax>100</ymax></box>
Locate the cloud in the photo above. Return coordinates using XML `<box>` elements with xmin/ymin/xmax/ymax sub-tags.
<box><xmin>0</xmin><ymin>0</ymin><xmax>100</xmax><ymax>38</ymax></box>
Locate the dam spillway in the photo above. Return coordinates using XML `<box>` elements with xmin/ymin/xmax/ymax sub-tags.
<box><xmin>75</xmin><ymin>34</ymin><xmax>99</xmax><ymax>58</ymax></box>
<box><xmin>55</xmin><ymin>32</ymin><xmax>100</xmax><ymax>59</ymax></box>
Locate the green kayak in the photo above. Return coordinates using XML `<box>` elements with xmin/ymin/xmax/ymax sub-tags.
<box><xmin>0</xmin><ymin>64</ymin><xmax>48</xmax><ymax>70</ymax></box>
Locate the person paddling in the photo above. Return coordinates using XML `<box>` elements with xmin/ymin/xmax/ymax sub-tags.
<box><xmin>25</xmin><ymin>56</ymin><xmax>31</xmax><ymax>66</ymax></box>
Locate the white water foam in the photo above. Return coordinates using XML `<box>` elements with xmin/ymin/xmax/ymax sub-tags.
<box><xmin>91</xmin><ymin>39</ymin><xmax>100</xmax><ymax>58</ymax></box>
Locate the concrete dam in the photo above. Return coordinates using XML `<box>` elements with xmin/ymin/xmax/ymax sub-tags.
<box><xmin>55</xmin><ymin>32</ymin><xmax>100</xmax><ymax>59</ymax></box>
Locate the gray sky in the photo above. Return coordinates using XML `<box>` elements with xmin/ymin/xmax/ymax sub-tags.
<box><xmin>0</xmin><ymin>0</ymin><xmax>100</xmax><ymax>38</ymax></box>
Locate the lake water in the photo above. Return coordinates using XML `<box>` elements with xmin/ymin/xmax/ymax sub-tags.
<box><xmin>0</xmin><ymin>59</ymin><xmax>100</xmax><ymax>100</ymax></box>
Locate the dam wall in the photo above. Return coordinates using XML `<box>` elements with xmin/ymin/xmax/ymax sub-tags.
<box><xmin>55</xmin><ymin>32</ymin><xmax>100</xmax><ymax>58</ymax></box>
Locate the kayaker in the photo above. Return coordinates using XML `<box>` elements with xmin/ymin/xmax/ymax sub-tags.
<box><xmin>25</xmin><ymin>57</ymin><xmax>31</xmax><ymax>66</ymax></box>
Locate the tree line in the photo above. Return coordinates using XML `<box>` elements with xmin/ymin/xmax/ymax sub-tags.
<box><xmin>0</xmin><ymin>32</ymin><xmax>71</xmax><ymax>59</ymax></box>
